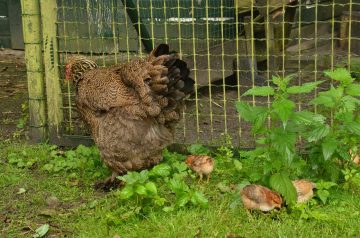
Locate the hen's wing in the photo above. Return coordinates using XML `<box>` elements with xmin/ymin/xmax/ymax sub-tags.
<box><xmin>77</xmin><ymin>44</ymin><xmax>194</xmax><ymax>121</ymax></box>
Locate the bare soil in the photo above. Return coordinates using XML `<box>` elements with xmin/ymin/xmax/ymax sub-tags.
<box><xmin>0</xmin><ymin>49</ymin><xmax>27</xmax><ymax>141</ymax></box>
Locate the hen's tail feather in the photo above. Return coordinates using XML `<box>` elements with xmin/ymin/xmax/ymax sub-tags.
<box><xmin>148</xmin><ymin>44</ymin><xmax>194</xmax><ymax>125</ymax></box>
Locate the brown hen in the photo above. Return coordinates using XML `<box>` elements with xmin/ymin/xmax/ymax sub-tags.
<box><xmin>65</xmin><ymin>44</ymin><xmax>194</xmax><ymax>188</ymax></box>
<box><xmin>240</xmin><ymin>184</ymin><xmax>283</xmax><ymax>211</ymax></box>
<box><xmin>185</xmin><ymin>155</ymin><xmax>214</xmax><ymax>182</ymax></box>
<box><xmin>292</xmin><ymin>179</ymin><xmax>316</xmax><ymax>203</ymax></box>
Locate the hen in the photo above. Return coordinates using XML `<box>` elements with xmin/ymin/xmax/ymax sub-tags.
<box><xmin>65</xmin><ymin>44</ymin><xmax>194</xmax><ymax>188</ymax></box>
<box><xmin>292</xmin><ymin>179</ymin><xmax>316</xmax><ymax>203</ymax></box>
<box><xmin>185</xmin><ymin>155</ymin><xmax>214</xmax><ymax>182</ymax></box>
<box><xmin>240</xmin><ymin>184</ymin><xmax>283</xmax><ymax>212</ymax></box>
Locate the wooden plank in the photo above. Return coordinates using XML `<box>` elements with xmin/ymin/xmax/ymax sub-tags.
<box><xmin>40</xmin><ymin>0</ymin><xmax>64</xmax><ymax>139</ymax></box>
<box><xmin>8</xmin><ymin>0</ymin><xmax>24</xmax><ymax>49</ymax></box>
<box><xmin>21</xmin><ymin>0</ymin><xmax>47</xmax><ymax>142</ymax></box>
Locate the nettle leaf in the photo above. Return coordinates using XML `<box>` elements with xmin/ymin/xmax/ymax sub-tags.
<box><xmin>270</xmin><ymin>172</ymin><xmax>297</xmax><ymax>205</ymax></box>
<box><xmin>345</xmin><ymin>83</ymin><xmax>360</xmax><ymax>96</ymax></box>
<box><xmin>191</xmin><ymin>191</ymin><xmax>209</xmax><ymax>208</ymax></box>
<box><xmin>317</xmin><ymin>189</ymin><xmax>330</xmax><ymax>204</ymax></box>
<box><xmin>324</xmin><ymin>68</ymin><xmax>354</xmax><ymax>85</ymax></box>
<box><xmin>233</xmin><ymin>160</ymin><xmax>243</xmax><ymax>171</ymax></box>
<box><xmin>119</xmin><ymin>186</ymin><xmax>134</xmax><ymax>199</ymax></box>
<box><xmin>235</xmin><ymin>101</ymin><xmax>268</xmax><ymax>123</ymax></box>
<box><xmin>33</xmin><ymin>224</ymin><xmax>50</xmax><ymax>238</ymax></box>
<box><xmin>346</xmin><ymin>121</ymin><xmax>360</xmax><ymax>136</ymax></box>
<box><xmin>187</xmin><ymin>144</ymin><xmax>211</xmax><ymax>155</ymax></box>
<box><xmin>150</xmin><ymin>164</ymin><xmax>171</xmax><ymax>177</ymax></box>
<box><xmin>270</xmin><ymin>128</ymin><xmax>296</xmax><ymax>161</ymax></box>
<box><xmin>168</xmin><ymin>178</ymin><xmax>189</xmax><ymax>195</ymax></box>
<box><xmin>176</xmin><ymin>193</ymin><xmax>190</xmax><ymax>207</ymax></box>
<box><xmin>307</xmin><ymin>124</ymin><xmax>330</xmax><ymax>142</ymax></box>
<box><xmin>310</xmin><ymin>95</ymin><xmax>335</xmax><ymax>108</ymax></box>
<box><xmin>292</xmin><ymin>111</ymin><xmax>325</xmax><ymax>125</ymax></box>
<box><xmin>322</xmin><ymin>137</ymin><xmax>339</xmax><ymax>160</ymax></box>
<box><xmin>272</xmin><ymin>98</ymin><xmax>295</xmax><ymax>126</ymax></box>
<box><xmin>287</xmin><ymin>81</ymin><xmax>324</xmax><ymax>94</ymax></box>
<box><xmin>341</xmin><ymin>95</ymin><xmax>360</xmax><ymax>111</ymax></box>
<box><xmin>242</xmin><ymin>86</ymin><xmax>275</xmax><ymax>96</ymax></box>
<box><xmin>145</xmin><ymin>182</ymin><xmax>157</xmax><ymax>195</ymax></box>
<box><xmin>135</xmin><ymin>185</ymin><xmax>147</xmax><ymax>195</ymax></box>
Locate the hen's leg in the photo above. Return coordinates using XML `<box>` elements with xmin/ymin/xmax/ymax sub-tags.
<box><xmin>94</xmin><ymin>171</ymin><xmax>124</xmax><ymax>191</ymax></box>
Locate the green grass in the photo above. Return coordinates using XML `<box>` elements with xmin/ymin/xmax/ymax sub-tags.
<box><xmin>1</xmin><ymin>142</ymin><xmax>360</xmax><ymax>238</ymax></box>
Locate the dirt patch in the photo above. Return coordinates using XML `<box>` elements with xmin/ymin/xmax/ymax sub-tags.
<box><xmin>0</xmin><ymin>49</ymin><xmax>27</xmax><ymax>141</ymax></box>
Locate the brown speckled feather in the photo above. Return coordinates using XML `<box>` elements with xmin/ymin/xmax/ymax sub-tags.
<box><xmin>67</xmin><ymin>44</ymin><xmax>194</xmax><ymax>175</ymax></box>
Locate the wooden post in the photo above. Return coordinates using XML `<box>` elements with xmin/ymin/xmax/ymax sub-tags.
<box><xmin>20</xmin><ymin>0</ymin><xmax>47</xmax><ymax>142</ymax></box>
<box><xmin>40</xmin><ymin>0</ymin><xmax>64</xmax><ymax>141</ymax></box>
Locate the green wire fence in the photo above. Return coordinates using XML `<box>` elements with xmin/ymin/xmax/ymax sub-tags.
<box><xmin>21</xmin><ymin>0</ymin><xmax>360</xmax><ymax>147</ymax></box>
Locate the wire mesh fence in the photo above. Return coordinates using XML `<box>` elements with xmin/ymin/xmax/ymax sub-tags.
<box><xmin>23</xmin><ymin>0</ymin><xmax>360</xmax><ymax>147</ymax></box>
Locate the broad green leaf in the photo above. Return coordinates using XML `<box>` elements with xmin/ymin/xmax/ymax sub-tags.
<box><xmin>235</xmin><ymin>101</ymin><xmax>268</xmax><ymax>123</ymax></box>
<box><xmin>345</xmin><ymin>83</ymin><xmax>360</xmax><ymax>96</ymax></box>
<box><xmin>272</xmin><ymin>74</ymin><xmax>296</xmax><ymax>91</ymax></box>
<box><xmin>138</xmin><ymin>170</ymin><xmax>149</xmax><ymax>183</ymax></box>
<box><xmin>168</xmin><ymin>178</ymin><xmax>189</xmax><ymax>195</ymax></box>
<box><xmin>317</xmin><ymin>189</ymin><xmax>330</xmax><ymax>204</ymax></box>
<box><xmin>191</xmin><ymin>191</ymin><xmax>209</xmax><ymax>208</ymax></box>
<box><xmin>135</xmin><ymin>185</ymin><xmax>147</xmax><ymax>195</ymax></box>
<box><xmin>33</xmin><ymin>224</ymin><xmax>50</xmax><ymax>238</ymax></box>
<box><xmin>310</xmin><ymin>95</ymin><xmax>335</xmax><ymax>108</ymax></box>
<box><xmin>287</xmin><ymin>81</ymin><xmax>324</xmax><ymax>94</ymax></box>
<box><xmin>162</xmin><ymin>206</ymin><xmax>175</xmax><ymax>212</ymax></box>
<box><xmin>176</xmin><ymin>193</ymin><xmax>190</xmax><ymax>207</ymax></box>
<box><xmin>119</xmin><ymin>185</ymin><xmax>134</xmax><ymax>199</ymax></box>
<box><xmin>346</xmin><ymin>121</ymin><xmax>360</xmax><ymax>135</ymax></box>
<box><xmin>243</xmin><ymin>86</ymin><xmax>275</xmax><ymax>96</ymax></box>
<box><xmin>322</xmin><ymin>138</ymin><xmax>338</xmax><ymax>160</ymax></box>
<box><xmin>150</xmin><ymin>164</ymin><xmax>171</xmax><ymax>177</ymax></box>
<box><xmin>272</xmin><ymin>98</ymin><xmax>295</xmax><ymax>126</ymax></box>
<box><xmin>341</xmin><ymin>95</ymin><xmax>360</xmax><ymax>111</ymax></box>
<box><xmin>118</xmin><ymin>171</ymin><xmax>140</xmax><ymax>184</ymax></box>
<box><xmin>270</xmin><ymin>128</ymin><xmax>296</xmax><ymax>162</ymax></box>
<box><xmin>187</xmin><ymin>144</ymin><xmax>211</xmax><ymax>155</ymax></box>
<box><xmin>270</xmin><ymin>172</ymin><xmax>297</xmax><ymax>205</ymax></box>
<box><xmin>307</xmin><ymin>124</ymin><xmax>330</xmax><ymax>142</ymax></box>
<box><xmin>292</xmin><ymin>111</ymin><xmax>325</xmax><ymax>125</ymax></box>
<box><xmin>324</xmin><ymin>68</ymin><xmax>354</xmax><ymax>85</ymax></box>
<box><xmin>233</xmin><ymin>160</ymin><xmax>243</xmax><ymax>171</ymax></box>
<box><xmin>154</xmin><ymin>196</ymin><xmax>166</xmax><ymax>206</ymax></box>
<box><xmin>145</xmin><ymin>182</ymin><xmax>157</xmax><ymax>195</ymax></box>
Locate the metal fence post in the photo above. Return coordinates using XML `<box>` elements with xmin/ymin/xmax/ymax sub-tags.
<box><xmin>20</xmin><ymin>0</ymin><xmax>47</xmax><ymax>142</ymax></box>
<box><xmin>40</xmin><ymin>0</ymin><xmax>64</xmax><ymax>141</ymax></box>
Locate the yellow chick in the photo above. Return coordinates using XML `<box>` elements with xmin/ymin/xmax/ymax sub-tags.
<box><xmin>185</xmin><ymin>155</ymin><xmax>214</xmax><ymax>182</ymax></box>
<box><xmin>292</xmin><ymin>179</ymin><xmax>316</xmax><ymax>203</ymax></box>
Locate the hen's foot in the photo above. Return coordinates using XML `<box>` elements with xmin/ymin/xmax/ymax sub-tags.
<box><xmin>94</xmin><ymin>173</ymin><xmax>124</xmax><ymax>192</ymax></box>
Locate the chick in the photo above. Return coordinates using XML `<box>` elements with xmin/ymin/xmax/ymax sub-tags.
<box><xmin>240</xmin><ymin>184</ymin><xmax>283</xmax><ymax>212</ymax></box>
<box><xmin>292</xmin><ymin>179</ymin><xmax>316</xmax><ymax>203</ymax></box>
<box><xmin>349</xmin><ymin>149</ymin><xmax>360</xmax><ymax>165</ymax></box>
<box><xmin>185</xmin><ymin>155</ymin><xmax>214</xmax><ymax>182</ymax></box>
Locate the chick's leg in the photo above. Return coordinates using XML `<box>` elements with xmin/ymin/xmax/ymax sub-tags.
<box><xmin>198</xmin><ymin>173</ymin><xmax>203</xmax><ymax>183</ymax></box>
<box><xmin>206</xmin><ymin>173</ymin><xmax>211</xmax><ymax>183</ymax></box>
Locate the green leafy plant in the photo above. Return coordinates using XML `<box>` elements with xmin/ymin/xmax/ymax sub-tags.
<box><xmin>42</xmin><ymin>145</ymin><xmax>108</xmax><ymax>178</ymax></box>
<box><xmin>114</xmin><ymin>151</ymin><xmax>208</xmax><ymax>215</ymax></box>
<box><xmin>342</xmin><ymin>167</ymin><xmax>360</xmax><ymax>192</ymax></box>
<box><xmin>7</xmin><ymin>151</ymin><xmax>37</xmax><ymax>169</ymax></box>
<box><xmin>314</xmin><ymin>181</ymin><xmax>337</xmax><ymax>204</ymax></box>
<box><xmin>305</xmin><ymin>68</ymin><xmax>360</xmax><ymax>181</ymax></box>
<box><xmin>235</xmin><ymin>74</ymin><xmax>323</xmax><ymax>205</ymax></box>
